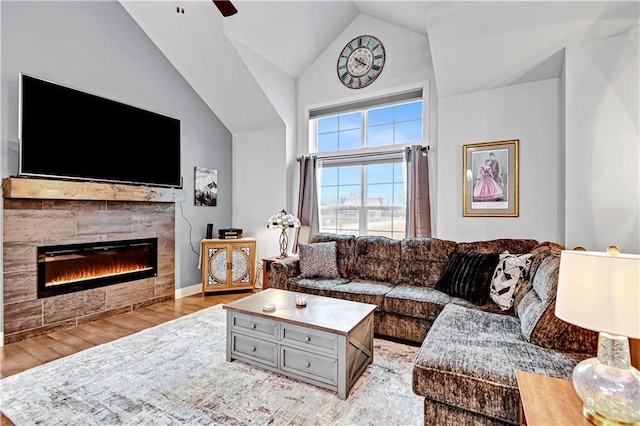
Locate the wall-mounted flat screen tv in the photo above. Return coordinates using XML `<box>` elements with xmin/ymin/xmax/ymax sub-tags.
<box><xmin>19</xmin><ymin>73</ymin><xmax>182</xmax><ymax>188</ymax></box>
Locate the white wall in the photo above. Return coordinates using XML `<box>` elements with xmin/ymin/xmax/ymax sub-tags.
<box><xmin>227</xmin><ymin>38</ymin><xmax>296</xmax><ymax>266</ymax></box>
<box><xmin>232</xmin><ymin>127</ymin><xmax>287</xmax><ymax>273</ymax></box>
<box><xmin>437</xmin><ymin>79</ymin><xmax>562</xmax><ymax>243</ymax></box>
<box><xmin>565</xmin><ymin>32</ymin><xmax>639</xmax><ymax>253</ymax></box>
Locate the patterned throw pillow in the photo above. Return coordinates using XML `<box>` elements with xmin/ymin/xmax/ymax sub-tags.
<box><xmin>490</xmin><ymin>252</ymin><xmax>532</xmax><ymax>311</ymax></box>
<box><xmin>298</xmin><ymin>242</ymin><xmax>340</xmax><ymax>279</ymax></box>
<box><xmin>434</xmin><ymin>251</ymin><xmax>500</xmax><ymax>305</ymax></box>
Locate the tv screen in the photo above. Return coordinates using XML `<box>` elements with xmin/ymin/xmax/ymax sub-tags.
<box><xmin>19</xmin><ymin>73</ymin><xmax>182</xmax><ymax>188</ymax></box>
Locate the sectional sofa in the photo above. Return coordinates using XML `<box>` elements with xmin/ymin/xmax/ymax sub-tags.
<box><xmin>270</xmin><ymin>233</ymin><xmax>597</xmax><ymax>425</ymax></box>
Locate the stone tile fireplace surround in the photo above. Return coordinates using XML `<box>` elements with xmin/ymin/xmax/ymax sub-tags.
<box><xmin>2</xmin><ymin>178</ymin><xmax>184</xmax><ymax>344</ymax></box>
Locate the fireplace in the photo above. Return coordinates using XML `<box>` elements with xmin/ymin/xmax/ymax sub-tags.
<box><xmin>37</xmin><ymin>238</ymin><xmax>158</xmax><ymax>298</ymax></box>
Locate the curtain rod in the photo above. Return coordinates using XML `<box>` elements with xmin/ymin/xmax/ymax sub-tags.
<box><xmin>297</xmin><ymin>145</ymin><xmax>429</xmax><ymax>162</ymax></box>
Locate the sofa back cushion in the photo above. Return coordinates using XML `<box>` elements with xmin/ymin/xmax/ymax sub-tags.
<box><xmin>456</xmin><ymin>238</ymin><xmax>538</xmax><ymax>255</ymax></box>
<box><xmin>353</xmin><ymin>236</ymin><xmax>401</xmax><ymax>283</ymax></box>
<box><xmin>309</xmin><ymin>233</ymin><xmax>355</xmax><ymax>279</ymax></box>
<box><xmin>517</xmin><ymin>254</ymin><xmax>598</xmax><ymax>354</ymax></box>
<box><xmin>398</xmin><ymin>238</ymin><xmax>457</xmax><ymax>287</ymax></box>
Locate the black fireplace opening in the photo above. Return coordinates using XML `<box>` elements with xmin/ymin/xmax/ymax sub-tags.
<box><xmin>37</xmin><ymin>237</ymin><xmax>158</xmax><ymax>298</ymax></box>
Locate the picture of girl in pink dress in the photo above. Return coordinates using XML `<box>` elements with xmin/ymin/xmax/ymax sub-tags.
<box><xmin>473</xmin><ymin>159</ymin><xmax>504</xmax><ymax>201</ymax></box>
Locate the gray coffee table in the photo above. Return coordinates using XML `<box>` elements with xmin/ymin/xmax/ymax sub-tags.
<box><xmin>223</xmin><ymin>288</ymin><xmax>376</xmax><ymax>399</ymax></box>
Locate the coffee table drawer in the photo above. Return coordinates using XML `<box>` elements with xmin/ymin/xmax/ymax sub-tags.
<box><xmin>281</xmin><ymin>323</ymin><xmax>337</xmax><ymax>354</ymax></box>
<box><xmin>230</xmin><ymin>312</ymin><xmax>277</xmax><ymax>339</ymax></box>
<box><xmin>231</xmin><ymin>333</ymin><xmax>278</xmax><ymax>367</ymax></box>
<box><xmin>281</xmin><ymin>346</ymin><xmax>338</xmax><ymax>386</ymax></box>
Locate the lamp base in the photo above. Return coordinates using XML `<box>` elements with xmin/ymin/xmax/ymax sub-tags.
<box><xmin>572</xmin><ymin>333</ymin><xmax>640</xmax><ymax>425</ymax></box>
<box><xmin>583</xmin><ymin>407</ymin><xmax>639</xmax><ymax>426</ymax></box>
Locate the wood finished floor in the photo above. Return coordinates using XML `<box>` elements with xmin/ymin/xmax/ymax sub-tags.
<box><xmin>0</xmin><ymin>291</ymin><xmax>252</xmax><ymax>426</ymax></box>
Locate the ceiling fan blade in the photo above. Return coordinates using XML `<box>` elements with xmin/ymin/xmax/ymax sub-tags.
<box><xmin>212</xmin><ymin>0</ymin><xmax>238</xmax><ymax>17</ymax></box>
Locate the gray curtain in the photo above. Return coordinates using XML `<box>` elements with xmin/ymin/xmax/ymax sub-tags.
<box><xmin>293</xmin><ymin>155</ymin><xmax>319</xmax><ymax>252</ymax></box>
<box><xmin>405</xmin><ymin>145</ymin><xmax>432</xmax><ymax>238</ymax></box>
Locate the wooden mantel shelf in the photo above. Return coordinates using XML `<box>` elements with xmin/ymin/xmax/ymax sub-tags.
<box><xmin>2</xmin><ymin>177</ymin><xmax>186</xmax><ymax>203</ymax></box>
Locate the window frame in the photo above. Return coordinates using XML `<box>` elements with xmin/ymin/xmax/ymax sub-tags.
<box><xmin>308</xmin><ymin>88</ymin><xmax>428</xmax><ymax>239</ymax></box>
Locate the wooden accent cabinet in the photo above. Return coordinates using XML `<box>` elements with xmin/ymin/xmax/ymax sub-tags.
<box><xmin>201</xmin><ymin>238</ymin><xmax>256</xmax><ymax>294</ymax></box>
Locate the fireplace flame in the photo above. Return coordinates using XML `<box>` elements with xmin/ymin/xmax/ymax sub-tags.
<box><xmin>47</xmin><ymin>262</ymin><xmax>152</xmax><ymax>287</ymax></box>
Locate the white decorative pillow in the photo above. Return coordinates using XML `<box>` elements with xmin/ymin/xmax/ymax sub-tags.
<box><xmin>298</xmin><ymin>242</ymin><xmax>340</xmax><ymax>279</ymax></box>
<box><xmin>490</xmin><ymin>252</ymin><xmax>533</xmax><ymax>311</ymax></box>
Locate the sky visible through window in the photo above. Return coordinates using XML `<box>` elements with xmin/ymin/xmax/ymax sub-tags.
<box><xmin>316</xmin><ymin>101</ymin><xmax>422</xmax><ymax>152</ymax></box>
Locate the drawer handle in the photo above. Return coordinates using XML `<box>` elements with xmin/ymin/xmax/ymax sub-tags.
<box><xmin>252</xmin><ymin>324</ymin><xmax>257</xmax><ymax>329</ymax></box>
<box><xmin>304</xmin><ymin>336</ymin><xmax>311</xmax><ymax>342</ymax></box>
<box><xmin>251</xmin><ymin>347</ymin><xmax>256</xmax><ymax>352</ymax></box>
<box><xmin>305</xmin><ymin>362</ymin><xmax>311</xmax><ymax>368</ymax></box>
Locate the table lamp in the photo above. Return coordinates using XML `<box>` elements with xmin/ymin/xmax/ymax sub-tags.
<box><xmin>555</xmin><ymin>246</ymin><xmax>640</xmax><ymax>425</ymax></box>
<box><xmin>267</xmin><ymin>209</ymin><xmax>301</xmax><ymax>258</ymax></box>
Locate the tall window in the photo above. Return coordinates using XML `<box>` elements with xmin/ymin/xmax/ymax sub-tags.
<box><xmin>310</xmin><ymin>95</ymin><xmax>424</xmax><ymax>240</ymax></box>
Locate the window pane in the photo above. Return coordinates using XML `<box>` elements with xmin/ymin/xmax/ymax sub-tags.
<box><xmin>318</xmin><ymin>116</ymin><xmax>338</xmax><ymax>133</ymax></box>
<box><xmin>320</xmin><ymin>186</ymin><xmax>338</xmax><ymax>207</ymax></box>
<box><xmin>367</xmin><ymin>209</ymin><xmax>392</xmax><ymax>233</ymax></box>
<box><xmin>368</xmin><ymin>184</ymin><xmax>393</xmax><ymax>206</ymax></box>
<box><xmin>318</xmin><ymin>132</ymin><xmax>338</xmax><ymax>152</ymax></box>
<box><xmin>368</xmin><ymin>106</ymin><xmax>393</xmax><ymax>126</ymax></box>
<box><xmin>338</xmin><ymin>185</ymin><xmax>361</xmax><ymax>206</ymax></box>
<box><xmin>395</xmin><ymin>120</ymin><xmax>422</xmax><ymax>144</ymax></box>
<box><xmin>339</xmin><ymin>129</ymin><xmax>361</xmax><ymax>150</ymax></box>
<box><xmin>392</xmin><ymin>209</ymin><xmax>406</xmax><ymax>235</ymax></box>
<box><xmin>367</xmin><ymin>163</ymin><xmax>393</xmax><ymax>184</ymax></box>
<box><xmin>339</xmin><ymin>112</ymin><xmax>361</xmax><ymax>131</ymax></box>
<box><xmin>320</xmin><ymin>208</ymin><xmax>338</xmax><ymax>233</ymax></box>
<box><xmin>336</xmin><ymin>209</ymin><xmax>359</xmax><ymax>233</ymax></box>
<box><xmin>395</xmin><ymin>101</ymin><xmax>422</xmax><ymax>121</ymax></box>
<box><xmin>321</xmin><ymin>167</ymin><xmax>338</xmax><ymax>186</ymax></box>
<box><xmin>393</xmin><ymin>183</ymin><xmax>405</xmax><ymax>205</ymax></box>
<box><xmin>338</xmin><ymin>166</ymin><xmax>360</xmax><ymax>185</ymax></box>
<box><xmin>368</xmin><ymin>124</ymin><xmax>393</xmax><ymax>147</ymax></box>
<box><xmin>394</xmin><ymin>163</ymin><xmax>404</xmax><ymax>181</ymax></box>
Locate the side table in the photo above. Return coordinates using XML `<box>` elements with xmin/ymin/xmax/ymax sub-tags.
<box><xmin>261</xmin><ymin>256</ymin><xmax>282</xmax><ymax>289</ymax></box>
<box><xmin>516</xmin><ymin>370</ymin><xmax>590</xmax><ymax>426</ymax></box>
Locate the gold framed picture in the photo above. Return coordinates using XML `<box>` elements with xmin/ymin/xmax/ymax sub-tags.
<box><xmin>463</xmin><ymin>140</ymin><xmax>519</xmax><ymax>217</ymax></box>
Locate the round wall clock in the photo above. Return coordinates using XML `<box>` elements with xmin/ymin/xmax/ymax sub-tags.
<box><xmin>337</xmin><ymin>35</ymin><xmax>385</xmax><ymax>89</ymax></box>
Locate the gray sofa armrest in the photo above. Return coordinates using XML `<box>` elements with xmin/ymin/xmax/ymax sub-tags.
<box><xmin>270</xmin><ymin>256</ymin><xmax>300</xmax><ymax>289</ymax></box>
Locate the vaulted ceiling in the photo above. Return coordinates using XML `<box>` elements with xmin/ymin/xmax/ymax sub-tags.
<box><xmin>121</xmin><ymin>1</ymin><xmax>639</xmax><ymax>134</ymax></box>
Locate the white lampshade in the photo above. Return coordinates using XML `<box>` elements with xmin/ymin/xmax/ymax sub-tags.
<box><xmin>555</xmin><ymin>249</ymin><xmax>640</xmax><ymax>339</ymax></box>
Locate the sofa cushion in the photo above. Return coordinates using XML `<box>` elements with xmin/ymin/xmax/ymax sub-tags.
<box><xmin>383</xmin><ymin>285</ymin><xmax>450</xmax><ymax>320</ymax></box>
<box><xmin>456</xmin><ymin>238</ymin><xmax>538</xmax><ymax>255</ymax></box>
<box><xmin>413</xmin><ymin>304</ymin><xmax>589</xmax><ymax>424</ymax></box>
<box><xmin>329</xmin><ymin>279</ymin><xmax>395</xmax><ymax>308</ymax></box>
<box><xmin>516</xmin><ymin>255</ymin><xmax>597</xmax><ymax>354</ymax></box>
<box><xmin>434</xmin><ymin>251</ymin><xmax>500</xmax><ymax>305</ymax></box>
<box><xmin>490</xmin><ymin>252</ymin><xmax>532</xmax><ymax>311</ymax></box>
<box><xmin>298</xmin><ymin>241</ymin><xmax>340</xmax><ymax>279</ymax></box>
<box><xmin>398</xmin><ymin>238</ymin><xmax>457</xmax><ymax>287</ymax></box>
<box><xmin>352</xmin><ymin>236</ymin><xmax>401</xmax><ymax>284</ymax></box>
<box><xmin>285</xmin><ymin>277</ymin><xmax>349</xmax><ymax>296</ymax></box>
<box><xmin>309</xmin><ymin>233</ymin><xmax>356</xmax><ymax>278</ymax></box>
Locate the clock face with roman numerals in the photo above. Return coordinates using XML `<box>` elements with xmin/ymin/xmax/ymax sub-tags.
<box><xmin>337</xmin><ymin>35</ymin><xmax>385</xmax><ymax>89</ymax></box>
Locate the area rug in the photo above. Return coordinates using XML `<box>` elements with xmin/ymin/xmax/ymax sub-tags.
<box><xmin>0</xmin><ymin>304</ymin><xmax>422</xmax><ymax>425</ymax></box>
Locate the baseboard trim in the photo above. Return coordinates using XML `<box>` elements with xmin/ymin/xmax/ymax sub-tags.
<box><xmin>175</xmin><ymin>283</ymin><xmax>201</xmax><ymax>299</ymax></box>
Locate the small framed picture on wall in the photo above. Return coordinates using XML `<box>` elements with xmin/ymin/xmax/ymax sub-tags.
<box><xmin>462</xmin><ymin>140</ymin><xmax>519</xmax><ymax>217</ymax></box>
<box><xmin>194</xmin><ymin>167</ymin><xmax>218</xmax><ymax>207</ymax></box>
